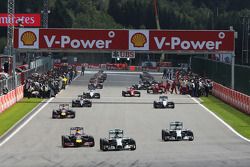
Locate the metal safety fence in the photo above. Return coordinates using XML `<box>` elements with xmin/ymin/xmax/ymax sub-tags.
<box><xmin>191</xmin><ymin>57</ymin><xmax>250</xmax><ymax>96</ymax></box>
<box><xmin>0</xmin><ymin>57</ymin><xmax>52</xmax><ymax>96</ymax></box>
<box><xmin>0</xmin><ymin>74</ymin><xmax>21</xmax><ymax>96</ymax></box>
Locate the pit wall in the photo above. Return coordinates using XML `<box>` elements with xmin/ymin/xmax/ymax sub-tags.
<box><xmin>0</xmin><ymin>85</ymin><xmax>24</xmax><ymax>113</ymax></box>
<box><xmin>212</xmin><ymin>82</ymin><xmax>250</xmax><ymax>115</ymax></box>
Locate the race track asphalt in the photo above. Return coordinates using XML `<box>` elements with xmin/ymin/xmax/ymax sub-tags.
<box><xmin>0</xmin><ymin>72</ymin><xmax>250</xmax><ymax>167</ymax></box>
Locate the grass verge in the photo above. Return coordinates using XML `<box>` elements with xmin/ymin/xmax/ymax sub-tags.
<box><xmin>0</xmin><ymin>98</ymin><xmax>43</xmax><ymax>136</ymax></box>
<box><xmin>201</xmin><ymin>95</ymin><xmax>250</xmax><ymax>139</ymax></box>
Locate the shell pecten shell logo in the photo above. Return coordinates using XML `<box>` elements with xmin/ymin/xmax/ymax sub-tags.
<box><xmin>131</xmin><ymin>33</ymin><xmax>147</xmax><ymax>47</ymax></box>
<box><xmin>21</xmin><ymin>31</ymin><xmax>37</xmax><ymax>46</ymax></box>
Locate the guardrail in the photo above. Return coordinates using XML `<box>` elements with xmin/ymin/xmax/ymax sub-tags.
<box><xmin>0</xmin><ymin>85</ymin><xmax>24</xmax><ymax>113</ymax></box>
<box><xmin>212</xmin><ymin>82</ymin><xmax>250</xmax><ymax>115</ymax></box>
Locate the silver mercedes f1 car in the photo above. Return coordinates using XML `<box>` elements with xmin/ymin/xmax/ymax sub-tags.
<box><xmin>100</xmin><ymin>129</ymin><xmax>136</xmax><ymax>151</ymax></box>
<box><xmin>153</xmin><ymin>96</ymin><xmax>175</xmax><ymax>109</ymax></box>
<box><xmin>162</xmin><ymin>121</ymin><xmax>194</xmax><ymax>141</ymax></box>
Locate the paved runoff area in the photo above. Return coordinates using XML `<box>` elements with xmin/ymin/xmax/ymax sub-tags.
<box><xmin>0</xmin><ymin>72</ymin><xmax>250</xmax><ymax>167</ymax></box>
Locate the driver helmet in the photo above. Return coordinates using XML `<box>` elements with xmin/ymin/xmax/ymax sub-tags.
<box><xmin>76</xmin><ymin>129</ymin><xmax>81</xmax><ymax>135</ymax></box>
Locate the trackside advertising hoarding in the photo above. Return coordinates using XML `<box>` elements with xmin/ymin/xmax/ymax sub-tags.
<box><xmin>14</xmin><ymin>28</ymin><xmax>235</xmax><ymax>53</ymax></box>
<box><xmin>0</xmin><ymin>14</ymin><xmax>41</xmax><ymax>27</ymax></box>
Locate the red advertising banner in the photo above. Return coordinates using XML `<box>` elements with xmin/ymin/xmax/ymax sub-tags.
<box><xmin>149</xmin><ymin>30</ymin><xmax>234</xmax><ymax>52</ymax></box>
<box><xmin>0</xmin><ymin>14</ymin><xmax>41</xmax><ymax>27</ymax></box>
<box><xmin>14</xmin><ymin>28</ymin><xmax>128</xmax><ymax>50</ymax></box>
<box><xmin>14</xmin><ymin>28</ymin><xmax>235</xmax><ymax>53</ymax></box>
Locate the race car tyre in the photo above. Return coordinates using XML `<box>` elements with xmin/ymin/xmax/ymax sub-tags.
<box><xmin>129</xmin><ymin>139</ymin><xmax>136</xmax><ymax>151</ymax></box>
<box><xmin>153</xmin><ymin>102</ymin><xmax>159</xmax><ymax>108</ymax></box>
<box><xmin>134</xmin><ymin>91</ymin><xmax>140</xmax><ymax>97</ymax></box>
<box><xmin>100</xmin><ymin>139</ymin><xmax>105</xmax><ymax>151</ymax></box>
<box><xmin>52</xmin><ymin>112</ymin><xmax>56</xmax><ymax>119</ymax></box>
<box><xmin>100</xmin><ymin>139</ymin><xmax>103</xmax><ymax>151</ymax></box>
<box><xmin>189</xmin><ymin>136</ymin><xmax>194</xmax><ymax>141</ymax></box>
<box><xmin>62</xmin><ymin>136</ymin><xmax>67</xmax><ymax>148</ymax></box>
<box><xmin>153</xmin><ymin>103</ymin><xmax>157</xmax><ymax>108</ymax></box>
<box><xmin>162</xmin><ymin>130</ymin><xmax>169</xmax><ymax>141</ymax></box>
<box><xmin>130</xmin><ymin>144</ymin><xmax>136</xmax><ymax>151</ymax></box>
<box><xmin>171</xmin><ymin>103</ymin><xmax>175</xmax><ymax>109</ymax></box>
<box><xmin>90</xmin><ymin>142</ymin><xmax>95</xmax><ymax>147</ymax></box>
<box><xmin>167</xmin><ymin>102</ymin><xmax>175</xmax><ymax>109</ymax></box>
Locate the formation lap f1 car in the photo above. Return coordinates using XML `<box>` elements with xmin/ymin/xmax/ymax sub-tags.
<box><xmin>122</xmin><ymin>87</ymin><xmax>140</xmax><ymax>97</ymax></box>
<box><xmin>153</xmin><ymin>96</ymin><xmax>175</xmax><ymax>109</ymax></box>
<box><xmin>147</xmin><ymin>85</ymin><xmax>163</xmax><ymax>94</ymax></box>
<box><xmin>100</xmin><ymin>129</ymin><xmax>136</xmax><ymax>151</ymax></box>
<box><xmin>52</xmin><ymin>104</ymin><xmax>75</xmax><ymax>119</ymax></box>
<box><xmin>62</xmin><ymin>127</ymin><xmax>95</xmax><ymax>148</ymax></box>
<box><xmin>88</xmin><ymin>82</ymin><xmax>103</xmax><ymax>90</ymax></box>
<box><xmin>162</xmin><ymin>121</ymin><xmax>194</xmax><ymax>141</ymax></box>
<box><xmin>72</xmin><ymin>95</ymin><xmax>92</xmax><ymax>107</ymax></box>
<box><xmin>83</xmin><ymin>90</ymin><xmax>100</xmax><ymax>99</ymax></box>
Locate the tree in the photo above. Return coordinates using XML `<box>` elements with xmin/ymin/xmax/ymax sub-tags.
<box><xmin>49</xmin><ymin>0</ymin><xmax>73</xmax><ymax>28</ymax></box>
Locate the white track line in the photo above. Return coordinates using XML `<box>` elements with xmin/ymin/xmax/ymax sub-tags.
<box><xmin>55</xmin><ymin>96</ymin><xmax>192</xmax><ymax>100</ymax></box>
<box><xmin>190</xmin><ymin>96</ymin><xmax>250</xmax><ymax>143</ymax></box>
<box><xmin>84</xmin><ymin>71</ymin><xmax>162</xmax><ymax>75</ymax></box>
<box><xmin>0</xmin><ymin>97</ymin><xmax>54</xmax><ymax>147</ymax></box>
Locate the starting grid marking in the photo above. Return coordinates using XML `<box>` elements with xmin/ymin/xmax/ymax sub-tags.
<box><xmin>83</xmin><ymin>71</ymin><xmax>163</xmax><ymax>75</ymax></box>
<box><xmin>54</xmin><ymin>96</ymin><xmax>192</xmax><ymax>100</ymax></box>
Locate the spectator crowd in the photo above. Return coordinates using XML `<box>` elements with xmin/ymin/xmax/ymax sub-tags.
<box><xmin>24</xmin><ymin>66</ymin><xmax>77</xmax><ymax>98</ymax></box>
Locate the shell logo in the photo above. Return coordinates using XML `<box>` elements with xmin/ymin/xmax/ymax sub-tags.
<box><xmin>21</xmin><ymin>31</ymin><xmax>37</xmax><ymax>46</ymax></box>
<box><xmin>131</xmin><ymin>33</ymin><xmax>147</xmax><ymax>47</ymax></box>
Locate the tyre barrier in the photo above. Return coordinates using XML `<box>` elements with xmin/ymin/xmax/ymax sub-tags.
<box><xmin>212</xmin><ymin>82</ymin><xmax>250</xmax><ymax>115</ymax></box>
<box><xmin>0</xmin><ymin>85</ymin><xmax>24</xmax><ymax>113</ymax></box>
